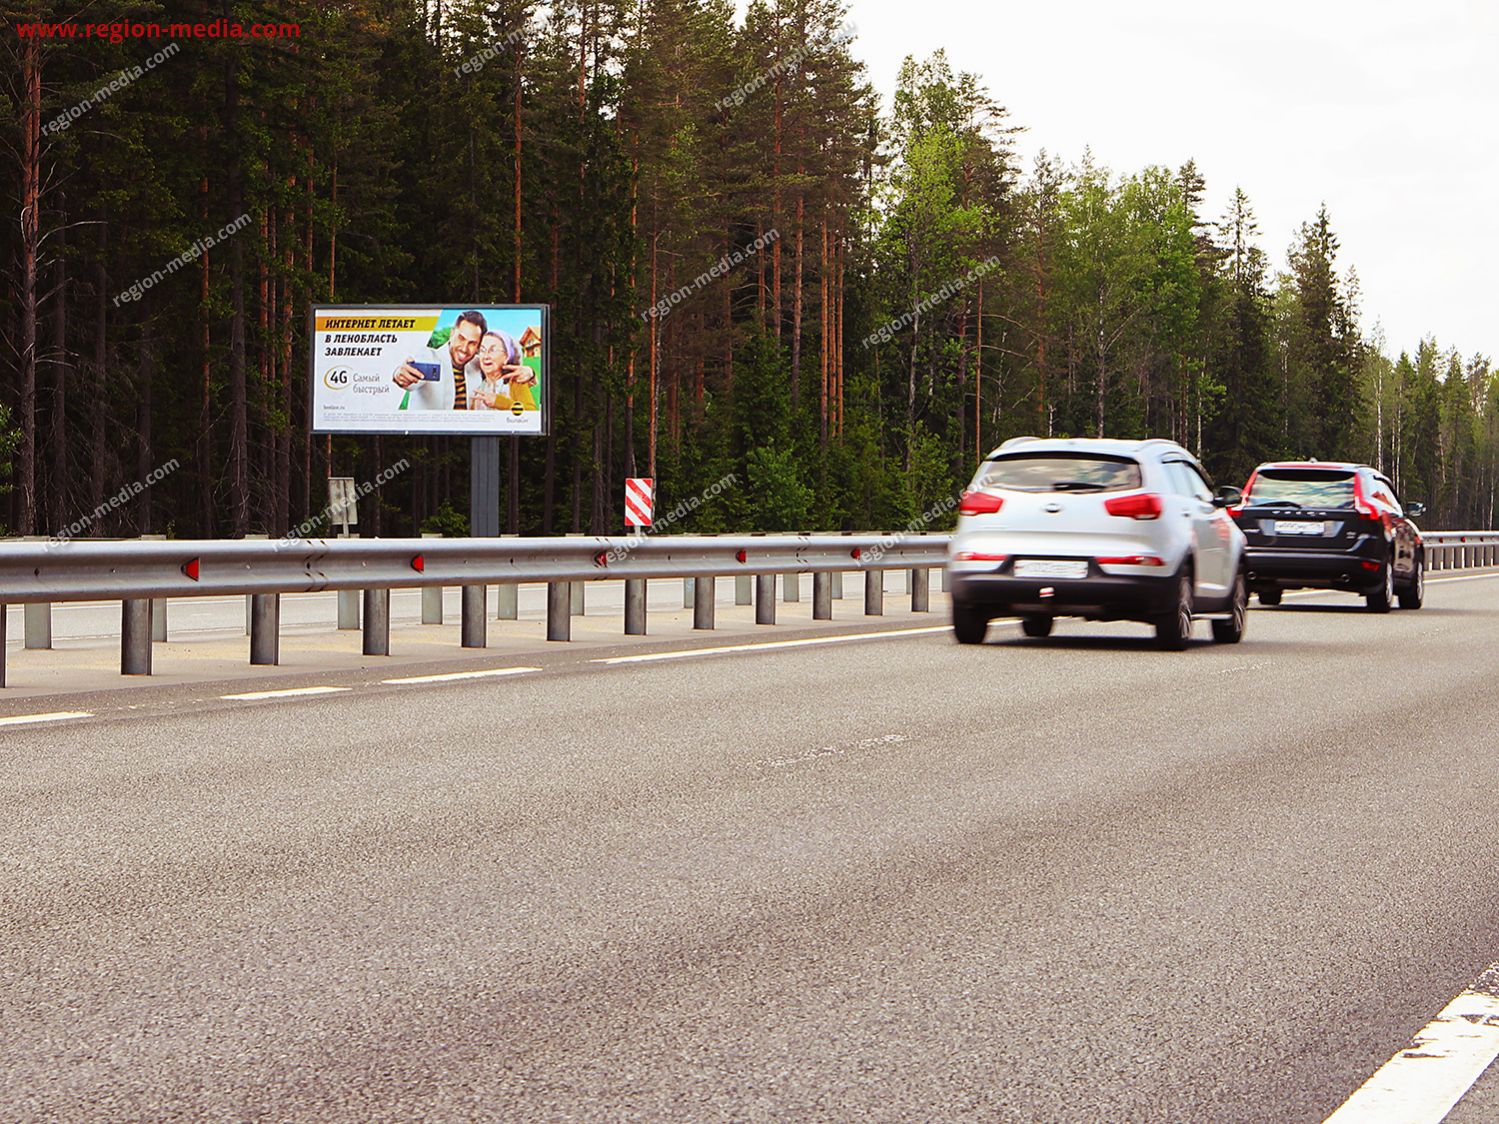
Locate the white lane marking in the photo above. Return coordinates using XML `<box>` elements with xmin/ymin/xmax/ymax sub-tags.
<box><xmin>591</xmin><ymin>626</ymin><xmax>951</xmax><ymax>665</ymax></box>
<box><xmin>382</xmin><ymin>666</ymin><xmax>541</xmax><ymax>685</ymax></box>
<box><xmin>1427</xmin><ymin>572</ymin><xmax>1499</xmax><ymax>584</ymax></box>
<box><xmin>1324</xmin><ymin>963</ymin><xmax>1499</xmax><ymax>1124</ymax></box>
<box><xmin>220</xmin><ymin>686</ymin><xmax>352</xmax><ymax>701</ymax></box>
<box><xmin>0</xmin><ymin>711</ymin><xmax>93</xmax><ymax>728</ymax></box>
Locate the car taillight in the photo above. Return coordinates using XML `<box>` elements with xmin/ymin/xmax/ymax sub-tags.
<box><xmin>1103</xmin><ymin>492</ymin><xmax>1163</xmax><ymax>520</ymax></box>
<box><xmin>955</xmin><ymin>551</ymin><xmax>1007</xmax><ymax>562</ymax></box>
<box><xmin>1226</xmin><ymin>507</ymin><xmax>1243</xmax><ymax>519</ymax></box>
<box><xmin>1097</xmin><ymin>555</ymin><xmax>1165</xmax><ymax>567</ymax></box>
<box><xmin>959</xmin><ymin>491</ymin><xmax>1004</xmax><ymax>516</ymax></box>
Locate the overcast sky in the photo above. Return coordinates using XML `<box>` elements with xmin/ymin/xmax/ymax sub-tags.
<box><xmin>835</xmin><ymin>0</ymin><xmax>1496</xmax><ymax>361</ymax></box>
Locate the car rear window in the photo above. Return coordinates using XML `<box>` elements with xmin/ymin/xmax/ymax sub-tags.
<box><xmin>1244</xmin><ymin>469</ymin><xmax>1356</xmax><ymax>508</ymax></box>
<box><xmin>975</xmin><ymin>453</ymin><xmax>1143</xmax><ymax>494</ymax></box>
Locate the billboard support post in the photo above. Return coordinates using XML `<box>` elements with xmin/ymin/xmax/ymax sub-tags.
<box><xmin>471</xmin><ymin>436</ymin><xmax>501</xmax><ymax>538</ymax></box>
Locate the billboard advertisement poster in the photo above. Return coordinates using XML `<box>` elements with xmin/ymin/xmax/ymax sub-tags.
<box><xmin>309</xmin><ymin>304</ymin><xmax>550</xmax><ymax>436</ymax></box>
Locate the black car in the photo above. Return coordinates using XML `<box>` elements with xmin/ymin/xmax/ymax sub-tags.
<box><xmin>1230</xmin><ymin>462</ymin><xmax>1426</xmax><ymax>612</ymax></box>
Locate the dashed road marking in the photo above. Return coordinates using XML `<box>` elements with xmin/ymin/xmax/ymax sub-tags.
<box><xmin>1324</xmin><ymin>963</ymin><xmax>1499</xmax><ymax>1124</ymax></box>
<box><xmin>220</xmin><ymin>686</ymin><xmax>352</xmax><ymax>701</ymax></box>
<box><xmin>382</xmin><ymin>666</ymin><xmax>541</xmax><ymax>685</ymax></box>
<box><xmin>591</xmin><ymin>626</ymin><xmax>951</xmax><ymax>665</ymax></box>
<box><xmin>0</xmin><ymin>711</ymin><xmax>93</xmax><ymax>728</ymax></box>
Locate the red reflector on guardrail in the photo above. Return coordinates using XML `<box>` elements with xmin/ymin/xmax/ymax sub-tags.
<box><xmin>736</xmin><ymin>549</ymin><xmax>747</xmax><ymax>563</ymax></box>
<box><xmin>594</xmin><ymin>551</ymin><xmax>609</xmax><ymax>567</ymax></box>
<box><xmin>411</xmin><ymin>555</ymin><xmax>425</xmax><ymax>573</ymax></box>
<box><xmin>182</xmin><ymin>559</ymin><xmax>200</xmax><ymax>581</ymax></box>
<box><xmin>850</xmin><ymin>547</ymin><xmax>862</xmax><ymax>560</ymax></box>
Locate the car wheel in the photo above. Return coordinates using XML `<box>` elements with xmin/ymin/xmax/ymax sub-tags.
<box><xmin>1257</xmin><ymin>588</ymin><xmax>1282</xmax><ymax>606</ymax></box>
<box><xmin>1365</xmin><ymin>556</ymin><xmax>1394</xmax><ymax>613</ymax></box>
<box><xmin>953</xmin><ymin>602</ymin><xmax>989</xmax><ymax>645</ymax></box>
<box><xmin>1154</xmin><ymin>568</ymin><xmax>1193</xmax><ymax>651</ymax></box>
<box><xmin>1021</xmin><ymin>615</ymin><xmax>1054</xmax><ymax>639</ymax></box>
<box><xmin>1397</xmin><ymin>553</ymin><xmax>1425</xmax><ymax>610</ymax></box>
<box><xmin>1212</xmin><ymin>570</ymin><xmax>1248</xmax><ymax>644</ymax></box>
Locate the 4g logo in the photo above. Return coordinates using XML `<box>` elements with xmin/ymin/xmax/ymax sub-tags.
<box><xmin>322</xmin><ymin>367</ymin><xmax>352</xmax><ymax>390</ymax></box>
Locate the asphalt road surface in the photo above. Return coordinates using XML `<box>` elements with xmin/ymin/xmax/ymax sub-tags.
<box><xmin>3</xmin><ymin>573</ymin><xmax>1498</xmax><ymax>1121</ymax></box>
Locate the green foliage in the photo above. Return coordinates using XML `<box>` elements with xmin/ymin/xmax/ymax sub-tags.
<box><xmin>420</xmin><ymin>501</ymin><xmax>471</xmax><ymax>537</ymax></box>
<box><xmin>4</xmin><ymin>9</ymin><xmax>1495</xmax><ymax>539</ymax></box>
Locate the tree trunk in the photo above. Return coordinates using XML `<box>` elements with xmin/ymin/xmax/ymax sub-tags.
<box><xmin>47</xmin><ymin>191</ymin><xmax>68</xmax><ymax>534</ymax></box>
<box><xmin>16</xmin><ymin>34</ymin><xmax>41</xmax><ymax>533</ymax></box>
<box><xmin>791</xmin><ymin>177</ymin><xmax>804</xmax><ymax>406</ymax></box>
<box><xmin>198</xmin><ymin>147</ymin><xmax>213</xmax><ymax>534</ymax></box>
<box><xmin>819</xmin><ymin>217</ymin><xmax>828</xmax><ymax>447</ymax></box>
<box><xmin>136</xmin><ymin>298</ymin><xmax>155</xmax><ymax>533</ymax></box>
<box><xmin>90</xmin><ymin>230</ymin><xmax>107</xmax><ymax>517</ymax></box>
<box><xmin>227</xmin><ymin>59</ymin><xmax>249</xmax><ymax>535</ymax></box>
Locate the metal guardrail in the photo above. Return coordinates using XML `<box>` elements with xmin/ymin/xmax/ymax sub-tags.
<box><xmin>0</xmin><ymin>533</ymin><xmax>950</xmax><ymax>684</ymax></box>
<box><xmin>3</xmin><ymin>529</ymin><xmax>1494</xmax><ymax>686</ymax></box>
<box><xmin>1422</xmin><ymin>532</ymin><xmax>1499</xmax><ymax>571</ymax></box>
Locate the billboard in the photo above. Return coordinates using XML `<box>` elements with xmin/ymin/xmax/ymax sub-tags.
<box><xmin>310</xmin><ymin>304</ymin><xmax>549</xmax><ymax>436</ymax></box>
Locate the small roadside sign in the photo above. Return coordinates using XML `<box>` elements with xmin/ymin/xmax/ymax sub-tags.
<box><xmin>329</xmin><ymin>476</ymin><xmax>358</xmax><ymax>529</ymax></box>
<box><xmin>625</xmin><ymin>478</ymin><xmax>654</xmax><ymax>527</ymax></box>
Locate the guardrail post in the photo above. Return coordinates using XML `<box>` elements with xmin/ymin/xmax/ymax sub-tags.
<box><xmin>832</xmin><ymin>570</ymin><xmax>844</xmax><ymax>599</ymax></box>
<box><xmin>421</xmin><ymin>533</ymin><xmax>444</xmax><ymax>624</ymax></box>
<box><xmin>625</xmin><ymin>578</ymin><xmax>647</xmax><ymax>635</ymax></box>
<box><xmin>735</xmin><ymin>575</ymin><xmax>752</xmax><ymax>605</ymax></box>
<box><xmin>338</xmin><ymin>589</ymin><xmax>361</xmax><ymax>629</ymax></box>
<box><xmin>243</xmin><ymin>534</ymin><xmax>268</xmax><ymax>634</ymax></box>
<box><xmin>462</xmin><ymin>585</ymin><xmax>486</xmax><ymax>648</ymax></box>
<box><xmin>755</xmin><ymin>574</ymin><xmax>776</xmax><ymax>624</ymax></box>
<box><xmin>784</xmin><ymin>573</ymin><xmax>800</xmax><ymax>602</ymax></box>
<box><xmin>941</xmin><ymin>566</ymin><xmax>950</xmax><ymax>593</ymax></box>
<box><xmin>249</xmin><ymin>594</ymin><xmax>280</xmax><ymax>666</ymax></box>
<box><xmin>363</xmin><ymin>589</ymin><xmax>390</xmax><ymax>656</ymax></box>
<box><xmin>23</xmin><ymin>603</ymin><xmax>51</xmax><ymax>650</ymax></box>
<box><xmin>694</xmin><ymin>576</ymin><xmax>715</xmax><ymax>629</ymax></box>
<box><xmin>122</xmin><ymin>600</ymin><xmax>152</xmax><ymax>676</ymax></box>
<box><xmin>683</xmin><ymin>578</ymin><xmax>695</xmax><ymax>609</ymax></box>
<box><xmin>496</xmin><ymin>583</ymin><xmax>519</xmax><ymax>620</ymax></box>
<box><xmin>0</xmin><ymin>605</ymin><xmax>7</xmax><ymax>687</ymax></box>
<box><xmin>813</xmin><ymin>572</ymin><xmax>832</xmax><ymax>620</ymax></box>
<box><xmin>864</xmin><ymin>569</ymin><xmax>884</xmax><ymax>616</ymax></box>
<box><xmin>142</xmin><ymin>534</ymin><xmax>168</xmax><ymax>641</ymax></box>
<box><xmin>547</xmin><ymin>582</ymin><xmax>571</xmax><ymax>641</ymax></box>
<box><xmin>570</xmin><ymin>581</ymin><xmax>585</xmax><ymax>616</ymax></box>
<box><xmin>911</xmin><ymin>567</ymin><xmax>930</xmax><ymax>612</ymax></box>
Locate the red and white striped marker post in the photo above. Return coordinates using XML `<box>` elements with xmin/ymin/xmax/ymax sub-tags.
<box><xmin>625</xmin><ymin>477</ymin><xmax>655</xmax><ymax>528</ymax></box>
<box><xmin>623</xmin><ymin>478</ymin><xmax>654</xmax><ymax>635</ymax></box>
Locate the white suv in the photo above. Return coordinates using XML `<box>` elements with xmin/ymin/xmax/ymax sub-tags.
<box><xmin>948</xmin><ymin>437</ymin><xmax>1249</xmax><ymax>649</ymax></box>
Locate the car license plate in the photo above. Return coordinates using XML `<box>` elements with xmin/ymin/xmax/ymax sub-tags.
<box><xmin>1014</xmin><ymin>559</ymin><xmax>1088</xmax><ymax>579</ymax></box>
<box><xmin>1274</xmin><ymin>520</ymin><xmax>1325</xmax><ymax>535</ymax></box>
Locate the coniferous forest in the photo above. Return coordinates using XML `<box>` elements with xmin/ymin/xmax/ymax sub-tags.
<box><xmin>4</xmin><ymin>1</ymin><xmax>1497</xmax><ymax>539</ymax></box>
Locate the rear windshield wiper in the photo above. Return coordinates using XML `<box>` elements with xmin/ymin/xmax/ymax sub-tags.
<box><xmin>1050</xmin><ymin>480</ymin><xmax>1108</xmax><ymax>492</ymax></box>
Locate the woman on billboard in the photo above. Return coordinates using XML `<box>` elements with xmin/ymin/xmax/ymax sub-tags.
<box><xmin>469</xmin><ymin>330</ymin><xmax>538</xmax><ymax>412</ymax></box>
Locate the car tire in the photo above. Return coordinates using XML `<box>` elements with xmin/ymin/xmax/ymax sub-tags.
<box><xmin>1212</xmin><ymin>570</ymin><xmax>1248</xmax><ymax>644</ymax></box>
<box><xmin>1397</xmin><ymin>553</ymin><xmax>1425</xmax><ymax>610</ymax></box>
<box><xmin>1257</xmin><ymin>588</ymin><xmax>1282</xmax><ymax>606</ymax></box>
<box><xmin>1154</xmin><ymin>568</ymin><xmax>1194</xmax><ymax>651</ymax></box>
<box><xmin>1021</xmin><ymin>615</ymin><xmax>1054</xmax><ymax>639</ymax></box>
<box><xmin>953</xmin><ymin>602</ymin><xmax>989</xmax><ymax>645</ymax></box>
<box><xmin>1365</xmin><ymin>556</ymin><xmax>1394</xmax><ymax>613</ymax></box>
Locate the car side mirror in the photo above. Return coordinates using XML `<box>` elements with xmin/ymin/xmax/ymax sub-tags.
<box><xmin>1212</xmin><ymin>486</ymin><xmax>1243</xmax><ymax>509</ymax></box>
<box><xmin>1406</xmin><ymin>502</ymin><xmax>1426</xmax><ymax>518</ymax></box>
